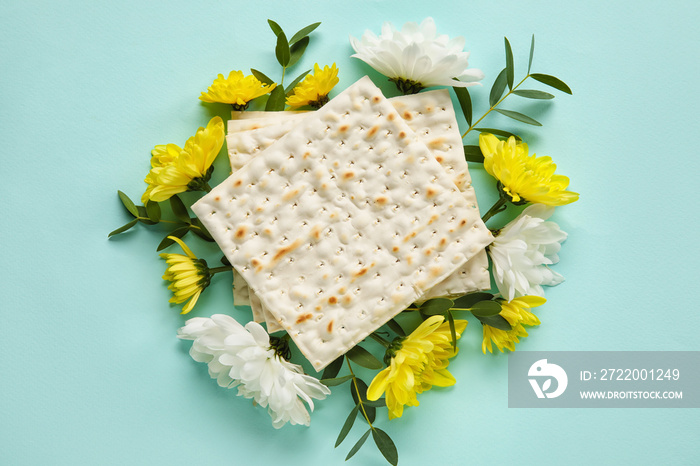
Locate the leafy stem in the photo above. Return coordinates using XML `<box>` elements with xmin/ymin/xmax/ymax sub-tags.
<box><xmin>346</xmin><ymin>357</ymin><xmax>374</xmax><ymax>430</ymax></box>
<box><xmin>208</xmin><ymin>266</ymin><xmax>232</xmax><ymax>275</ymax></box>
<box><xmin>369</xmin><ymin>333</ymin><xmax>391</xmax><ymax>348</ymax></box>
<box><xmin>481</xmin><ymin>196</ymin><xmax>508</xmax><ymax>223</ymax></box>
<box><xmin>136</xmin><ymin>217</ymin><xmax>203</xmax><ymax>231</ymax></box>
<box><xmin>462</xmin><ymin>74</ymin><xmax>530</xmax><ymax>139</ymax></box>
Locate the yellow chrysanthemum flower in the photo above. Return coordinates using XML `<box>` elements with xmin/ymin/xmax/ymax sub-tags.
<box><xmin>142</xmin><ymin>116</ymin><xmax>225</xmax><ymax>203</ymax></box>
<box><xmin>286</xmin><ymin>63</ymin><xmax>339</xmax><ymax>109</ymax></box>
<box><xmin>199</xmin><ymin>70</ymin><xmax>276</xmax><ymax>110</ymax></box>
<box><xmin>150</xmin><ymin>144</ymin><xmax>180</xmax><ymax>168</ymax></box>
<box><xmin>482</xmin><ymin>296</ymin><xmax>545</xmax><ymax>353</ymax></box>
<box><xmin>479</xmin><ymin>133</ymin><xmax>579</xmax><ymax>206</ymax></box>
<box><xmin>367</xmin><ymin>315</ymin><xmax>467</xmax><ymax>419</ymax></box>
<box><xmin>160</xmin><ymin>236</ymin><xmax>211</xmax><ymax>314</ymax></box>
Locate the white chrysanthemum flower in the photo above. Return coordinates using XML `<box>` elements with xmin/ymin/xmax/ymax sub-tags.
<box><xmin>488</xmin><ymin>204</ymin><xmax>568</xmax><ymax>301</ymax></box>
<box><xmin>178</xmin><ymin>314</ymin><xmax>331</xmax><ymax>428</ymax></box>
<box><xmin>350</xmin><ymin>17</ymin><xmax>484</xmax><ymax>94</ymax></box>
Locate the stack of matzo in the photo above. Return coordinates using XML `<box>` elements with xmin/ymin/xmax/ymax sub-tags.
<box><xmin>193</xmin><ymin>77</ymin><xmax>493</xmax><ymax>371</ymax></box>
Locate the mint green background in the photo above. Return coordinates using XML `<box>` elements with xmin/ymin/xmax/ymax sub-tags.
<box><xmin>2</xmin><ymin>0</ymin><xmax>699</xmax><ymax>464</ymax></box>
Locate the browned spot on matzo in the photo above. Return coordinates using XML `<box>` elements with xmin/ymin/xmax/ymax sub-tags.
<box><xmin>327</xmin><ymin>320</ymin><xmax>334</xmax><ymax>332</ymax></box>
<box><xmin>234</xmin><ymin>179</ymin><xmax>242</xmax><ymax>187</ymax></box>
<box><xmin>428</xmin><ymin>137</ymin><xmax>445</xmax><ymax>149</ymax></box>
<box><xmin>328</xmin><ymin>296</ymin><xmax>337</xmax><ymax>305</ymax></box>
<box><xmin>282</xmin><ymin>188</ymin><xmax>300</xmax><ymax>201</ymax></box>
<box><xmin>271</xmin><ymin>238</ymin><xmax>303</xmax><ymax>266</ymax></box>
<box><xmin>339</xmin><ymin>124</ymin><xmax>349</xmax><ymax>133</ymax></box>
<box><xmin>403</xmin><ymin>111</ymin><xmax>413</xmax><ymax>120</ymax></box>
<box><xmin>372</xmin><ymin>96</ymin><xmax>381</xmax><ymax>103</ymax></box>
<box><xmin>426</xmin><ymin>187</ymin><xmax>438</xmax><ymax>198</ymax></box>
<box><xmin>235</xmin><ymin>226</ymin><xmax>247</xmax><ymax>239</ymax></box>
<box><xmin>428</xmin><ymin>214</ymin><xmax>439</xmax><ymax>225</ymax></box>
<box><xmin>296</xmin><ymin>313</ymin><xmax>312</xmax><ymax>324</ymax></box>
<box><xmin>398</xmin><ymin>131</ymin><xmax>406</xmax><ymax>139</ymax></box>
<box><xmin>387</xmin><ymin>113</ymin><xmax>395</xmax><ymax>121</ymax></box>
<box><xmin>403</xmin><ymin>231</ymin><xmax>417</xmax><ymax>242</ymax></box>
<box><xmin>375</xmin><ymin>196</ymin><xmax>387</xmax><ymax>205</ymax></box>
<box><xmin>343</xmin><ymin>171</ymin><xmax>355</xmax><ymax>179</ymax></box>
<box><xmin>368</xmin><ymin>126</ymin><xmax>379</xmax><ymax>137</ymax></box>
<box><xmin>354</xmin><ymin>267</ymin><xmax>369</xmax><ymax>277</ymax></box>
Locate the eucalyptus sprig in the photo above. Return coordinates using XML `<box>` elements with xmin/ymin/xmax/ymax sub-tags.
<box><xmin>455</xmin><ymin>35</ymin><xmax>572</xmax><ymax>160</ymax></box>
<box><xmin>252</xmin><ymin>20</ymin><xmax>321</xmax><ymax>111</ymax></box>
<box><xmin>109</xmin><ymin>191</ymin><xmax>213</xmax><ymax>250</ymax></box>
<box><xmin>321</xmin><ymin>358</ymin><xmax>399</xmax><ymax>466</ymax></box>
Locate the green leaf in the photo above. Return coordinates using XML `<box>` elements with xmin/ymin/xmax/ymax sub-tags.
<box><xmin>463</xmin><ymin>145</ymin><xmax>484</xmax><ymax>163</ymax></box>
<box><xmin>108</xmin><ymin>219</ymin><xmax>138</xmax><ymax>237</ymax></box>
<box><xmin>494</xmin><ymin>108</ymin><xmax>542</xmax><ymax>126</ymax></box>
<box><xmin>386</xmin><ymin>318</ymin><xmax>405</xmax><ymax>337</ymax></box>
<box><xmin>489</xmin><ymin>68</ymin><xmax>508</xmax><ymax>107</ymax></box>
<box><xmin>453</xmin><ymin>292</ymin><xmax>494</xmax><ymax>309</ymax></box>
<box><xmin>267</xmin><ymin>19</ymin><xmax>283</xmax><ymax>36</ymax></box>
<box><xmin>321</xmin><ymin>374</ymin><xmax>354</xmax><ymax>386</ymax></box>
<box><xmin>372</xmin><ymin>428</ymin><xmax>399</xmax><ymax>466</ymax></box>
<box><xmin>250</xmin><ymin>68</ymin><xmax>274</xmax><ymax>85</ymax></box>
<box><xmin>346</xmin><ymin>429</ymin><xmax>371</xmax><ymax>461</ymax></box>
<box><xmin>473</xmin><ymin>128</ymin><xmax>522</xmax><ymax>141</ymax></box>
<box><xmin>145</xmin><ymin>201</ymin><xmax>161</xmax><ymax>222</ymax></box>
<box><xmin>285</xmin><ymin>69</ymin><xmax>311</xmax><ymax>95</ymax></box>
<box><xmin>476</xmin><ymin>314</ymin><xmax>512</xmax><ymax>331</ymax></box>
<box><xmin>136</xmin><ymin>206</ymin><xmax>157</xmax><ymax>225</ymax></box>
<box><xmin>470</xmin><ymin>300</ymin><xmax>502</xmax><ymax>317</ymax></box>
<box><xmin>363</xmin><ymin>398</ymin><xmax>386</xmax><ymax>408</ymax></box>
<box><xmin>265</xmin><ymin>85</ymin><xmax>286</xmax><ymax>111</ymax></box>
<box><xmin>336</xmin><ymin>404</ymin><xmax>360</xmax><ymax>448</ymax></box>
<box><xmin>350</xmin><ymin>378</ymin><xmax>375</xmax><ymax>423</ymax></box>
<box><xmin>287</xmin><ymin>36</ymin><xmax>309</xmax><ymax>68</ymax></box>
<box><xmin>275</xmin><ymin>31</ymin><xmax>290</xmax><ymax>67</ymax></box>
<box><xmin>447</xmin><ymin>310</ymin><xmax>457</xmax><ymax>351</ymax></box>
<box><xmin>289</xmin><ymin>21</ymin><xmax>321</xmax><ymax>45</ymax></box>
<box><xmin>504</xmin><ymin>37</ymin><xmax>514</xmax><ymax>90</ymax></box>
<box><xmin>513</xmin><ymin>89</ymin><xmax>555</xmax><ymax>100</ymax></box>
<box><xmin>419</xmin><ymin>298</ymin><xmax>453</xmax><ymax>316</ymax></box>
<box><xmin>118</xmin><ymin>191</ymin><xmax>138</xmax><ymax>217</ymax></box>
<box><xmin>452</xmin><ymin>87</ymin><xmax>472</xmax><ymax>127</ymax></box>
<box><xmin>169</xmin><ymin>195</ymin><xmax>190</xmax><ymax>224</ymax></box>
<box><xmin>322</xmin><ymin>356</ymin><xmax>344</xmax><ymax>380</ymax></box>
<box><xmin>156</xmin><ymin>226</ymin><xmax>189</xmax><ymax>251</ymax></box>
<box><xmin>530</xmin><ymin>73</ymin><xmax>572</xmax><ymax>94</ymax></box>
<box><xmin>528</xmin><ymin>34</ymin><xmax>535</xmax><ymax>74</ymax></box>
<box><xmin>347</xmin><ymin>345</ymin><xmax>383</xmax><ymax>370</ymax></box>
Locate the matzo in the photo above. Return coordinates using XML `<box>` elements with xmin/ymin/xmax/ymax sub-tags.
<box><xmin>228</xmin><ymin>91</ymin><xmax>491</xmax><ymax>317</ymax></box>
<box><xmin>194</xmin><ymin>77</ymin><xmax>490</xmax><ymax>370</ymax></box>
